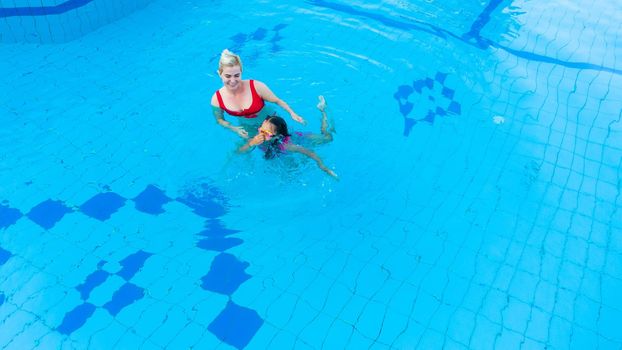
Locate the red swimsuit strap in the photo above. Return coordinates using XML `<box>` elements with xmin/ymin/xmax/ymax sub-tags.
<box><xmin>215</xmin><ymin>80</ymin><xmax>264</xmax><ymax>117</ymax></box>
<box><xmin>215</xmin><ymin>90</ymin><xmax>227</xmax><ymax>110</ymax></box>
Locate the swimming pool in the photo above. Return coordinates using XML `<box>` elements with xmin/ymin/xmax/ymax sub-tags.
<box><xmin>1</xmin><ymin>0</ymin><xmax>621</xmax><ymax>348</ymax></box>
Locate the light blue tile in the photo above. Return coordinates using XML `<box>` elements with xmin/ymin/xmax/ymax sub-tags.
<box><xmin>109</xmin><ymin>331</ymin><xmax>150</xmax><ymax>350</ymax></box>
<box><xmin>569</xmin><ymin>325</ymin><xmax>599</xmax><ymax>349</ymax></box>
<box><xmin>391</xmin><ymin>321</ymin><xmax>425</xmax><ymax>349</ymax></box>
<box><xmin>598</xmin><ymin>305</ymin><xmax>622</xmax><ymax>342</ymax></box>
<box><xmin>322</xmin><ymin>282</ymin><xmax>355</xmax><ymax>317</ymax></box>
<box><xmin>338</xmin><ymin>293</ymin><xmax>369</xmax><ymax>327</ymax></box>
<box><xmin>31</xmin><ymin>331</ymin><xmax>65</xmax><ymax>350</ymax></box>
<box><xmin>283</xmin><ymin>300</ymin><xmax>318</xmax><ymax>335</ymax></box>
<box><xmin>548</xmin><ymin>316</ymin><xmax>572</xmax><ymax>349</ymax></box>
<box><xmin>301</xmin><ymin>274</ymin><xmax>334</xmax><ymax>312</ymax></box>
<box><xmin>468</xmin><ymin>315</ymin><xmax>499</xmax><ymax>350</ymax></box>
<box><xmin>264</xmin><ymin>329</ymin><xmax>297</xmax><ymax>349</ymax></box>
<box><xmin>321</xmin><ymin>319</ymin><xmax>353</xmax><ymax>348</ymax></box>
<box><xmin>508</xmin><ymin>270</ymin><xmax>538</xmax><ymax>302</ymax></box>
<box><xmin>502</xmin><ymin>298</ymin><xmax>531</xmax><ymax>334</ymax></box>
<box><xmin>552</xmin><ymin>288</ymin><xmax>576</xmax><ymax>321</ymax></box>
<box><xmin>1</xmin><ymin>317</ymin><xmax>46</xmax><ymax>349</ymax></box>
<box><xmin>354</xmin><ymin>300</ymin><xmax>386</xmax><ymax>339</ymax></box>
<box><xmin>374</xmin><ymin>309</ymin><xmax>410</xmax><ymax>345</ymax></box>
<box><xmin>417</xmin><ymin>329</ymin><xmax>446</xmax><ymax>349</ymax></box>
<box><xmin>524</xmin><ymin>307</ymin><xmax>551</xmax><ymax>343</ymax></box>
<box><xmin>86</xmin><ymin>320</ymin><xmax>129</xmax><ymax>349</ymax></box>
<box><xmin>245</xmin><ymin>322</ymin><xmax>278</xmax><ymax>350</ymax></box>
<box><xmin>369</xmin><ymin>277</ymin><xmax>401</xmax><ymax>307</ymax></box>
<box><xmin>128</xmin><ymin>303</ymin><xmax>170</xmax><ymax>339</ymax></box>
<box><xmin>264</xmin><ymin>292</ymin><xmax>297</xmax><ymax>329</ymax></box>
<box><xmin>411</xmin><ymin>292</ymin><xmax>442</xmax><ymax>325</ymax></box>
<box><xmin>480</xmin><ymin>289</ymin><xmax>507</xmax><ymax>325</ymax></box>
<box><xmin>297</xmin><ymin>312</ymin><xmax>336</xmax><ymax>347</ymax></box>
<box><xmin>163</xmin><ymin>321</ymin><xmax>205</xmax><ymax>348</ymax></box>
<box><xmin>186</xmin><ymin>330</ymin><xmax>221</xmax><ymax>350</ymax></box>
<box><xmin>446</xmin><ymin>308</ymin><xmax>476</xmax><ymax>346</ymax></box>
<box><xmin>495</xmin><ymin>328</ymin><xmax>523</xmax><ymax>349</ymax></box>
<box><xmin>343</xmin><ymin>327</ymin><xmax>374</xmax><ymax>348</ymax></box>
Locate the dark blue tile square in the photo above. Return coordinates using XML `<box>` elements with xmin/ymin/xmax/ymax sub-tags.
<box><xmin>197</xmin><ymin>237</ymin><xmax>243</xmax><ymax>252</ymax></box>
<box><xmin>201</xmin><ymin>253</ymin><xmax>250</xmax><ymax>295</ymax></box>
<box><xmin>448</xmin><ymin>101</ymin><xmax>462</xmax><ymax>114</ymax></box>
<box><xmin>177</xmin><ymin>183</ymin><xmax>228</xmax><ymax>219</ymax></box>
<box><xmin>117</xmin><ymin>250</ymin><xmax>152</xmax><ymax>281</ymax></box>
<box><xmin>442</xmin><ymin>87</ymin><xmax>455</xmax><ymax>99</ymax></box>
<box><xmin>403</xmin><ymin>118</ymin><xmax>417</xmax><ymax>137</ymax></box>
<box><xmin>0</xmin><ymin>204</ymin><xmax>22</xmax><ymax>229</ymax></box>
<box><xmin>251</xmin><ymin>27</ymin><xmax>267</xmax><ymax>40</ymax></box>
<box><xmin>412</xmin><ymin>79</ymin><xmax>426</xmax><ymax>93</ymax></box>
<box><xmin>230</xmin><ymin>33</ymin><xmax>247</xmax><ymax>44</ymax></box>
<box><xmin>424</xmin><ymin>77</ymin><xmax>434</xmax><ymax>89</ymax></box>
<box><xmin>0</xmin><ymin>292</ymin><xmax>4</xmax><ymax>306</ymax></box>
<box><xmin>133</xmin><ymin>185</ymin><xmax>171</xmax><ymax>215</ymax></box>
<box><xmin>435</xmin><ymin>72</ymin><xmax>447</xmax><ymax>84</ymax></box>
<box><xmin>423</xmin><ymin>110</ymin><xmax>436</xmax><ymax>124</ymax></box>
<box><xmin>198</xmin><ymin>219</ymin><xmax>240</xmax><ymax>238</ymax></box>
<box><xmin>208</xmin><ymin>301</ymin><xmax>263</xmax><ymax>349</ymax></box>
<box><xmin>76</xmin><ymin>270</ymin><xmax>110</xmax><ymax>300</ymax></box>
<box><xmin>27</xmin><ymin>199</ymin><xmax>73</xmax><ymax>230</ymax></box>
<box><xmin>0</xmin><ymin>247</ymin><xmax>11</xmax><ymax>266</ymax></box>
<box><xmin>57</xmin><ymin>303</ymin><xmax>96</xmax><ymax>335</ymax></box>
<box><xmin>103</xmin><ymin>283</ymin><xmax>144</xmax><ymax>316</ymax></box>
<box><xmin>80</xmin><ymin>192</ymin><xmax>126</xmax><ymax>221</ymax></box>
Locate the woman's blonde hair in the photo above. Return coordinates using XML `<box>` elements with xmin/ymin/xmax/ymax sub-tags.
<box><xmin>218</xmin><ymin>49</ymin><xmax>243</xmax><ymax>74</ymax></box>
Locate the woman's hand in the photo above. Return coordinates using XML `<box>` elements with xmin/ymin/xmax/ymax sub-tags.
<box><xmin>232</xmin><ymin>126</ymin><xmax>249</xmax><ymax>139</ymax></box>
<box><xmin>291</xmin><ymin>113</ymin><xmax>307</xmax><ymax>125</ymax></box>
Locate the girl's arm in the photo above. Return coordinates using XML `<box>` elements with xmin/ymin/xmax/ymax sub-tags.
<box><xmin>286</xmin><ymin>144</ymin><xmax>338</xmax><ymax>179</ymax></box>
<box><xmin>237</xmin><ymin>134</ymin><xmax>266</xmax><ymax>153</ymax></box>
<box><xmin>254</xmin><ymin>80</ymin><xmax>307</xmax><ymax>125</ymax></box>
<box><xmin>211</xmin><ymin>95</ymin><xmax>249</xmax><ymax>139</ymax></box>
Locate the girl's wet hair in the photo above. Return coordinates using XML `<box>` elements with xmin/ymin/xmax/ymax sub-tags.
<box><xmin>263</xmin><ymin>114</ymin><xmax>290</xmax><ymax>159</ymax></box>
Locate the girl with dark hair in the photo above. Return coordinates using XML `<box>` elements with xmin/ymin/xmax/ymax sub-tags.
<box><xmin>238</xmin><ymin>96</ymin><xmax>338</xmax><ymax>179</ymax></box>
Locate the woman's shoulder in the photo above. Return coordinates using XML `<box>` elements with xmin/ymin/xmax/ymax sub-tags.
<box><xmin>210</xmin><ymin>91</ymin><xmax>220</xmax><ymax>106</ymax></box>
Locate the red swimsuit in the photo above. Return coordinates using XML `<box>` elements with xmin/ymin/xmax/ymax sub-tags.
<box><xmin>215</xmin><ymin>80</ymin><xmax>265</xmax><ymax>118</ymax></box>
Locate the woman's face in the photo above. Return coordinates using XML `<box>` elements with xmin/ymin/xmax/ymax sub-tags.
<box><xmin>220</xmin><ymin>65</ymin><xmax>242</xmax><ymax>90</ymax></box>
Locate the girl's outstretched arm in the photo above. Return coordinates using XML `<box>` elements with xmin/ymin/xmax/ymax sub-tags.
<box><xmin>286</xmin><ymin>144</ymin><xmax>338</xmax><ymax>179</ymax></box>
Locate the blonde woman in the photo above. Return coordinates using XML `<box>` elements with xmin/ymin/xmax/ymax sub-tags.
<box><xmin>211</xmin><ymin>49</ymin><xmax>306</xmax><ymax>139</ymax></box>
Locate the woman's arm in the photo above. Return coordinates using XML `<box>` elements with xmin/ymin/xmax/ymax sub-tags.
<box><xmin>286</xmin><ymin>144</ymin><xmax>338</xmax><ymax>179</ymax></box>
<box><xmin>254</xmin><ymin>81</ymin><xmax>306</xmax><ymax>124</ymax></box>
<box><xmin>211</xmin><ymin>94</ymin><xmax>249</xmax><ymax>139</ymax></box>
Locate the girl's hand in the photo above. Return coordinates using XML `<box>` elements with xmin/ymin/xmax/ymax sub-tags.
<box><xmin>249</xmin><ymin>134</ymin><xmax>266</xmax><ymax>146</ymax></box>
<box><xmin>291</xmin><ymin>113</ymin><xmax>306</xmax><ymax>125</ymax></box>
<box><xmin>327</xmin><ymin>169</ymin><xmax>339</xmax><ymax>180</ymax></box>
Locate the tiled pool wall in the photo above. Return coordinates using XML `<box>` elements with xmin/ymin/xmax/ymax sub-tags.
<box><xmin>2</xmin><ymin>0</ymin><xmax>622</xmax><ymax>349</ymax></box>
<box><xmin>0</xmin><ymin>0</ymin><xmax>154</xmax><ymax>43</ymax></box>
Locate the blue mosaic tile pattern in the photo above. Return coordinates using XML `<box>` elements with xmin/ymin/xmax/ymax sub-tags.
<box><xmin>1</xmin><ymin>0</ymin><xmax>621</xmax><ymax>348</ymax></box>
<box><xmin>394</xmin><ymin>71</ymin><xmax>462</xmax><ymax>136</ymax></box>
<box><xmin>0</xmin><ymin>203</ymin><xmax>22</xmax><ymax>229</ymax></box>
<box><xmin>26</xmin><ymin>199</ymin><xmax>73</xmax><ymax>230</ymax></box>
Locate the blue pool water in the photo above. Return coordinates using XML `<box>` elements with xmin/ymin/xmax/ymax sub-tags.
<box><xmin>1</xmin><ymin>0</ymin><xmax>622</xmax><ymax>349</ymax></box>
